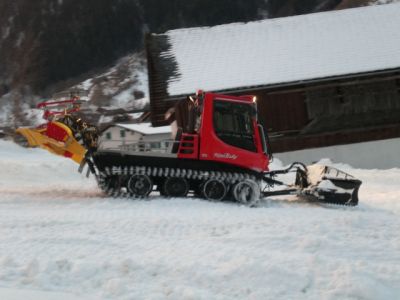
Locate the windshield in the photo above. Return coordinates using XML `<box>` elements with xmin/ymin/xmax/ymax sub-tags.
<box><xmin>213</xmin><ymin>100</ymin><xmax>257</xmax><ymax>152</ymax></box>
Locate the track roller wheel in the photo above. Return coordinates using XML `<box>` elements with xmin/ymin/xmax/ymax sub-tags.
<box><xmin>203</xmin><ymin>179</ymin><xmax>227</xmax><ymax>201</ymax></box>
<box><xmin>163</xmin><ymin>177</ymin><xmax>189</xmax><ymax>197</ymax></box>
<box><xmin>233</xmin><ymin>179</ymin><xmax>260</xmax><ymax>207</ymax></box>
<box><xmin>99</xmin><ymin>175</ymin><xmax>122</xmax><ymax>197</ymax></box>
<box><xmin>127</xmin><ymin>174</ymin><xmax>153</xmax><ymax>198</ymax></box>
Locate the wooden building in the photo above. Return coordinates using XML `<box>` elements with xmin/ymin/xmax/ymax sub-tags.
<box><xmin>146</xmin><ymin>3</ymin><xmax>400</xmax><ymax>153</ymax></box>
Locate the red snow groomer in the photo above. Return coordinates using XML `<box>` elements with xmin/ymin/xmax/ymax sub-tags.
<box><xmin>17</xmin><ymin>90</ymin><xmax>361</xmax><ymax>206</ymax></box>
<box><xmin>80</xmin><ymin>91</ymin><xmax>361</xmax><ymax>206</ymax></box>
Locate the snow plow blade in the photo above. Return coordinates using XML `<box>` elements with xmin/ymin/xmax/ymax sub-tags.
<box><xmin>16</xmin><ymin>122</ymin><xmax>86</xmax><ymax>164</ymax></box>
<box><xmin>263</xmin><ymin>163</ymin><xmax>362</xmax><ymax>206</ymax></box>
<box><xmin>300</xmin><ymin>164</ymin><xmax>362</xmax><ymax>206</ymax></box>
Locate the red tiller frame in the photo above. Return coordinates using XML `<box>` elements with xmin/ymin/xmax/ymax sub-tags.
<box><xmin>37</xmin><ymin>97</ymin><xmax>82</xmax><ymax>120</ymax></box>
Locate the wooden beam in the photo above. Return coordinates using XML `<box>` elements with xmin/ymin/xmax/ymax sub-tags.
<box><xmin>270</xmin><ymin>124</ymin><xmax>400</xmax><ymax>153</ymax></box>
<box><xmin>266</xmin><ymin>72</ymin><xmax>400</xmax><ymax>95</ymax></box>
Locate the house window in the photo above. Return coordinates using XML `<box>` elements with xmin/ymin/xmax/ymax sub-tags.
<box><xmin>120</xmin><ymin>129</ymin><xmax>126</xmax><ymax>138</ymax></box>
<box><xmin>150</xmin><ymin>142</ymin><xmax>161</xmax><ymax>149</ymax></box>
<box><xmin>105</xmin><ymin>132</ymin><xmax>112</xmax><ymax>140</ymax></box>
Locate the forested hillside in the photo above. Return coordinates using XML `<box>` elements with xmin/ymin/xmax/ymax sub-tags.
<box><xmin>0</xmin><ymin>0</ymin><xmax>268</xmax><ymax>96</ymax></box>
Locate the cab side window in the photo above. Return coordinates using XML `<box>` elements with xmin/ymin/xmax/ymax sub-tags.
<box><xmin>213</xmin><ymin>100</ymin><xmax>256</xmax><ymax>152</ymax></box>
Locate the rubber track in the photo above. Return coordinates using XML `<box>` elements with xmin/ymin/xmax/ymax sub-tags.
<box><xmin>95</xmin><ymin>165</ymin><xmax>358</xmax><ymax>207</ymax></box>
<box><xmin>97</xmin><ymin>165</ymin><xmax>258</xmax><ymax>198</ymax></box>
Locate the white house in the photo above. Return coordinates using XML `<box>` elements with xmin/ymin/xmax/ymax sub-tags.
<box><xmin>99</xmin><ymin>123</ymin><xmax>172</xmax><ymax>151</ymax></box>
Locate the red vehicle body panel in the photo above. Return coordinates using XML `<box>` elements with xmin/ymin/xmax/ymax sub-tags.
<box><xmin>177</xmin><ymin>92</ymin><xmax>269</xmax><ymax>172</ymax></box>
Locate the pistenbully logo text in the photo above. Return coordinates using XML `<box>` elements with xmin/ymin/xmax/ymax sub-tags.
<box><xmin>214</xmin><ymin>153</ymin><xmax>238</xmax><ymax>160</ymax></box>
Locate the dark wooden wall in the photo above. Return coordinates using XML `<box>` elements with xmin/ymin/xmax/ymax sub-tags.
<box><xmin>304</xmin><ymin>78</ymin><xmax>400</xmax><ymax>134</ymax></box>
<box><xmin>306</xmin><ymin>79</ymin><xmax>400</xmax><ymax>117</ymax></box>
<box><xmin>247</xmin><ymin>75</ymin><xmax>400</xmax><ymax>136</ymax></box>
<box><xmin>254</xmin><ymin>75</ymin><xmax>400</xmax><ymax>152</ymax></box>
<box><xmin>252</xmin><ymin>90</ymin><xmax>309</xmax><ymax>133</ymax></box>
<box><xmin>146</xmin><ymin>33</ymin><xmax>182</xmax><ymax>127</ymax></box>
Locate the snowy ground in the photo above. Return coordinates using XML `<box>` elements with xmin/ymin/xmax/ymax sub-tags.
<box><xmin>0</xmin><ymin>140</ymin><xmax>399</xmax><ymax>300</ymax></box>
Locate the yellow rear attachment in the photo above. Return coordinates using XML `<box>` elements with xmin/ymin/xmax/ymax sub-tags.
<box><xmin>16</xmin><ymin>121</ymin><xmax>86</xmax><ymax>164</ymax></box>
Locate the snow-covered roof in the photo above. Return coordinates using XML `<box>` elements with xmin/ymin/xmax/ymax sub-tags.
<box><xmin>154</xmin><ymin>3</ymin><xmax>400</xmax><ymax>96</ymax></box>
<box><xmin>116</xmin><ymin>123</ymin><xmax>171</xmax><ymax>135</ymax></box>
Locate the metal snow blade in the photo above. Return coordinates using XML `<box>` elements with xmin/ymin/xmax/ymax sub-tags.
<box><xmin>262</xmin><ymin>163</ymin><xmax>362</xmax><ymax>206</ymax></box>
<box><xmin>301</xmin><ymin>164</ymin><xmax>362</xmax><ymax>206</ymax></box>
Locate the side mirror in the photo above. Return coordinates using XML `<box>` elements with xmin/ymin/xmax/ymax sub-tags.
<box><xmin>257</xmin><ymin>124</ymin><xmax>273</xmax><ymax>161</ymax></box>
<box><xmin>251</xmin><ymin>105</ymin><xmax>257</xmax><ymax>118</ymax></box>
